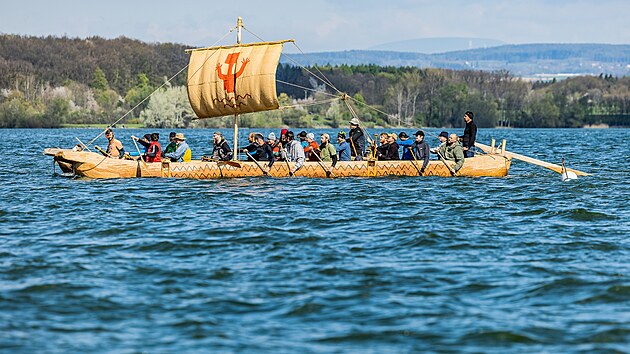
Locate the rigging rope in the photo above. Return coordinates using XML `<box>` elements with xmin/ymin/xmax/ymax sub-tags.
<box><xmin>85</xmin><ymin>26</ymin><xmax>237</xmax><ymax>148</ymax></box>
<box><xmin>279</xmin><ymin>97</ymin><xmax>340</xmax><ymax>110</ymax></box>
<box><xmin>242</xmin><ymin>24</ymin><xmax>396</xmax><ymax>130</ymax></box>
<box><xmin>276</xmin><ymin>79</ymin><xmax>339</xmax><ymax>98</ymax></box>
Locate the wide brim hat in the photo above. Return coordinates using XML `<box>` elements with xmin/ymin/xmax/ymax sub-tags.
<box><xmin>175</xmin><ymin>133</ymin><xmax>186</xmax><ymax>141</ymax></box>
<box><xmin>349</xmin><ymin>118</ymin><xmax>360</xmax><ymax>126</ymax></box>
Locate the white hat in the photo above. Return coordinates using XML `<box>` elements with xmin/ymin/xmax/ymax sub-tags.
<box><xmin>306</xmin><ymin>132</ymin><xmax>315</xmax><ymax>140</ymax></box>
<box><xmin>349</xmin><ymin>118</ymin><xmax>360</xmax><ymax>126</ymax></box>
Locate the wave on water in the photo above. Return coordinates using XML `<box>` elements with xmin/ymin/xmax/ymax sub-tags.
<box><xmin>1</xmin><ymin>128</ymin><xmax>629</xmax><ymax>352</ymax></box>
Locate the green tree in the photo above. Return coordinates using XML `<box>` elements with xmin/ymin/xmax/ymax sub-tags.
<box><xmin>125</xmin><ymin>73</ymin><xmax>154</xmax><ymax>115</ymax></box>
<box><xmin>91</xmin><ymin>67</ymin><xmax>109</xmax><ymax>91</ymax></box>
<box><xmin>43</xmin><ymin>97</ymin><xmax>70</xmax><ymax>127</ymax></box>
<box><xmin>140</xmin><ymin>85</ymin><xmax>193</xmax><ymax>128</ymax></box>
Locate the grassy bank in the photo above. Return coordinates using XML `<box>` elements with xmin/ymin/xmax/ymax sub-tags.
<box><xmin>60</xmin><ymin>123</ymin><xmax>145</xmax><ymax>129</ymax></box>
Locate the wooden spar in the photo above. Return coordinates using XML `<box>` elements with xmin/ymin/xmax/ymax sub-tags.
<box><xmin>184</xmin><ymin>40</ymin><xmax>295</xmax><ymax>53</ymax></box>
<box><xmin>475</xmin><ymin>142</ymin><xmax>590</xmax><ymax>176</ymax></box>
<box><xmin>233</xmin><ymin>114</ymin><xmax>239</xmax><ymax>161</ymax></box>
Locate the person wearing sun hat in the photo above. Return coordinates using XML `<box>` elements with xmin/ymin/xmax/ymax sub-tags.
<box><xmin>381</xmin><ymin>133</ymin><xmax>400</xmax><ymax>160</ymax></box>
<box><xmin>164</xmin><ymin>133</ymin><xmax>192</xmax><ymax>162</ymax></box>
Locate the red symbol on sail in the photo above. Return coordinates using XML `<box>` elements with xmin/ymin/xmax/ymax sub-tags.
<box><xmin>216</xmin><ymin>52</ymin><xmax>250</xmax><ymax>93</ymax></box>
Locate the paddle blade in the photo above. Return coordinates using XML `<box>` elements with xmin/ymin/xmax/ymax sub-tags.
<box><xmin>561</xmin><ymin>170</ymin><xmax>578</xmax><ymax>182</ymax></box>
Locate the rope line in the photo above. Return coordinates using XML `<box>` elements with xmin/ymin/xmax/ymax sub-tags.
<box><xmin>85</xmin><ymin>27</ymin><xmax>237</xmax><ymax>148</ymax></box>
<box><xmin>276</xmin><ymin>79</ymin><xmax>339</xmax><ymax>99</ymax></box>
<box><xmin>279</xmin><ymin>97</ymin><xmax>340</xmax><ymax>110</ymax></box>
<box><xmin>242</xmin><ymin>26</ymin><xmax>341</xmax><ymax>95</ymax></box>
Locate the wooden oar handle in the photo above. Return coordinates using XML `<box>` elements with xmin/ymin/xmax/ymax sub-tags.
<box><xmin>244</xmin><ymin>150</ymin><xmax>269</xmax><ymax>176</ymax></box>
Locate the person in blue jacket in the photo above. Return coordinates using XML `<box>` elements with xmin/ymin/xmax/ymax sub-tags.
<box><xmin>398</xmin><ymin>132</ymin><xmax>414</xmax><ymax>160</ymax></box>
<box><xmin>336</xmin><ymin>131</ymin><xmax>352</xmax><ymax>161</ymax></box>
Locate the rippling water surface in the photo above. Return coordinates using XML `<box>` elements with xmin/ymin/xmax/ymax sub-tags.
<box><xmin>1</xmin><ymin>128</ymin><xmax>629</xmax><ymax>353</ymax></box>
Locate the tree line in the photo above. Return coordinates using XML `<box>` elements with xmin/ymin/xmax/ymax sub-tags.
<box><xmin>0</xmin><ymin>35</ymin><xmax>628</xmax><ymax>128</ymax></box>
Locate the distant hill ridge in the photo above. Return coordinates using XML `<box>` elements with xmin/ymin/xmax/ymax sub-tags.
<box><xmin>368</xmin><ymin>37</ymin><xmax>506</xmax><ymax>54</ymax></box>
<box><xmin>281</xmin><ymin>43</ymin><xmax>630</xmax><ymax>77</ymax></box>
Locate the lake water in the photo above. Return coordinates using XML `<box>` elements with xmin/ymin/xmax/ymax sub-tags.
<box><xmin>1</xmin><ymin>128</ymin><xmax>629</xmax><ymax>353</ymax></box>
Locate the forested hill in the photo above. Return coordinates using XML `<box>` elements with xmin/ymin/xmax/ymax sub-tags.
<box><xmin>0</xmin><ymin>35</ymin><xmax>189</xmax><ymax>94</ymax></box>
<box><xmin>1</xmin><ymin>35</ymin><xmax>629</xmax><ymax>129</ymax></box>
<box><xmin>2</xmin><ymin>35</ymin><xmax>629</xmax><ymax>95</ymax></box>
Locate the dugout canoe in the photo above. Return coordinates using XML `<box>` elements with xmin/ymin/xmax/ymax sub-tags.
<box><xmin>44</xmin><ymin>147</ymin><xmax>511</xmax><ymax>179</ymax></box>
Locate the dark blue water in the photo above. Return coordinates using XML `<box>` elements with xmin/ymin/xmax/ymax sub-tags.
<box><xmin>1</xmin><ymin>128</ymin><xmax>629</xmax><ymax>353</ymax></box>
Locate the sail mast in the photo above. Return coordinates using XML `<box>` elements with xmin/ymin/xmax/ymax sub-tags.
<box><xmin>233</xmin><ymin>17</ymin><xmax>243</xmax><ymax>161</ymax></box>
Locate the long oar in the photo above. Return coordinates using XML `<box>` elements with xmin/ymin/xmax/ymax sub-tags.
<box><xmin>94</xmin><ymin>145</ymin><xmax>114</xmax><ymax>158</ymax></box>
<box><xmin>201</xmin><ymin>156</ymin><xmax>242</xmax><ymax>168</ymax></box>
<box><xmin>436</xmin><ymin>150</ymin><xmax>457</xmax><ymax>176</ymax></box>
<box><xmin>281</xmin><ymin>148</ymin><xmax>294</xmax><ymax>176</ymax></box>
<box><xmin>130</xmin><ymin>137</ymin><xmax>149</xmax><ymax>170</ymax></box>
<box><xmin>408</xmin><ymin>148</ymin><xmax>423</xmax><ymax>176</ymax></box>
<box><xmin>311</xmin><ymin>151</ymin><xmax>336</xmax><ymax>178</ymax></box>
<box><xmin>244</xmin><ymin>151</ymin><xmax>269</xmax><ymax>176</ymax></box>
<box><xmin>475</xmin><ymin>142</ymin><xmax>590</xmax><ymax>176</ymax></box>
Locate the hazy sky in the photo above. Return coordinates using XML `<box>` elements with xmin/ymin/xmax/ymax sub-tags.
<box><xmin>1</xmin><ymin>0</ymin><xmax>628</xmax><ymax>51</ymax></box>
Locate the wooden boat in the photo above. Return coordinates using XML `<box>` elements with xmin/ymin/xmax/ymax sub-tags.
<box><xmin>44</xmin><ymin>147</ymin><xmax>511</xmax><ymax>179</ymax></box>
<box><xmin>46</xmin><ymin>17</ymin><xmax>591</xmax><ymax>180</ymax></box>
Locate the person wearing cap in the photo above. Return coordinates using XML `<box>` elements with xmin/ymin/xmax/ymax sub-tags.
<box><xmin>266</xmin><ymin>132</ymin><xmax>280</xmax><ymax>160</ymax></box>
<box><xmin>347</xmin><ymin>118</ymin><xmax>365</xmax><ymax>160</ymax></box>
<box><xmin>410</xmin><ymin>130</ymin><xmax>430</xmax><ymax>173</ymax></box>
<box><xmin>164</xmin><ymin>133</ymin><xmax>192</xmax><ymax>162</ymax></box>
<box><xmin>461</xmin><ymin>111</ymin><xmax>477</xmax><ymax>158</ymax></box>
<box><xmin>104</xmin><ymin>128</ymin><xmax>124</xmax><ymax>158</ymax></box>
<box><xmin>398</xmin><ymin>131</ymin><xmax>414</xmax><ymax>160</ymax></box>
<box><xmin>304</xmin><ymin>132</ymin><xmax>320</xmax><ymax>161</ymax></box>
<box><xmin>381</xmin><ymin>133</ymin><xmax>400</xmax><ymax>160</ymax></box>
<box><xmin>319</xmin><ymin>133</ymin><xmax>338</xmax><ymax>166</ymax></box>
<box><xmin>298</xmin><ymin>131</ymin><xmax>308</xmax><ymax>149</ymax></box>
<box><xmin>162</xmin><ymin>132</ymin><xmax>177</xmax><ymax>157</ymax></box>
<box><xmin>336</xmin><ymin>131</ymin><xmax>351</xmax><ymax>161</ymax></box>
<box><xmin>210</xmin><ymin>131</ymin><xmax>233</xmax><ymax>161</ymax></box>
<box><xmin>431</xmin><ymin>131</ymin><xmax>449</xmax><ymax>155</ymax></box>
<box><xmin>438</xmin><ymin>133</ymin><xmax>465</xmax><ymax>174</ymax></box>
<box><xmin>284</xmin><ymin>131</ymin><xmax>305</xmax><ymax>174</ymax></box>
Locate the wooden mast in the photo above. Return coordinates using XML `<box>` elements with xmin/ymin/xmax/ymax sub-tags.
<box><xmin>233</xmin><ymin>17</ymin><xmax>243</xmax><ymax>161</ymax></box>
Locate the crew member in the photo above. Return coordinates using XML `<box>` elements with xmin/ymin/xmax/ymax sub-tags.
<box><xmin>461</xmin><ymin>111</ymin><xmax>477</xmax><ymax>158</ymax></box>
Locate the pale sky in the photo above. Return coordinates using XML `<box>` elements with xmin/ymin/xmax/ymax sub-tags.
<box><xmin>1</xmin><ymin>0</ymin><xmax>628</xmax><ymax>52</ymax></box>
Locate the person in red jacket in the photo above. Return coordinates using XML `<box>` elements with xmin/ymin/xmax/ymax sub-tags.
<box><xmin>134</xmin><ymin>133</ymin><xmax>162</xmax><ymax>162</ymax></box>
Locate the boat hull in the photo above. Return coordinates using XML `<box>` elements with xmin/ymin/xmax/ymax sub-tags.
<box><xmin>44</xmin><ymin>148</ymin><xmax>511</xmax><ymax>179</ymax></box>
